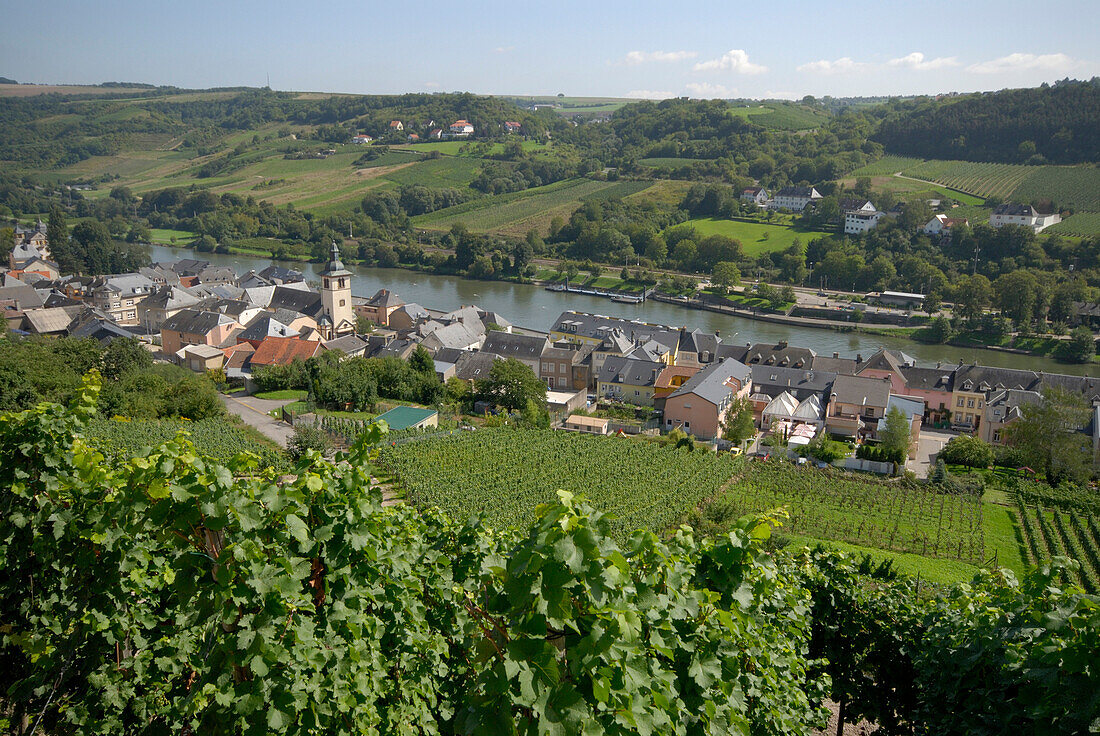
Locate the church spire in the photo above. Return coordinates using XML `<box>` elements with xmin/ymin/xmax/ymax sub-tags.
<box><xmin>321</xmin><ymin>240</ymin><xmax>348</xmax><ymax>276</ymax></box>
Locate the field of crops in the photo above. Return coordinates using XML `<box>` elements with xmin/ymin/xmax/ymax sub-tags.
<box><xmin>726</xmin><ymin>104</ymin><xmax>828</xmax><ymax>130</ymax></box>
<box><xmin>1015</xmin><ymin>501</ymin><xmax>1100</xmax><ymax>593</ymax></box>
<box><xmin>703</xmin><ymin>461</ymin><xmax>987</xmax><ymax>564</ymax></box>
<box><xmin>897</xmin><ymin>160</ymin><xmax>1100</xmax><ymax>213</ymax></box>
<box><xmin>902</xmin><ymin>160</ymin><xmax>1031</xmax><ymax>200</ymax></box>
<box><xmin>846</xmin><ymin>156</ymin><xmax>924</xmax><ymax>178</ymax></box>
<box><xmin>377</xmin><ymin>428</ymin><xmax>743</xmax><ymax>539</ymax></box>
<box><xmin>413</xmin><ymin>178</ymin><xmax>618</xmax><ymax>235</ymax></box>
<box><xmin>1047</xmin><ymin>212</ymin><xmax>1100</xmax><ymax>237</ymax></box>
<box><xmin>85</xmin><ymin>417</ymin><xmax>288</xmax><ymax>471</ymax></box>
<box><xmin>1011</xmin><ymin>165</ymin><xmax>1100</xmax><ymax>213</ymax></box>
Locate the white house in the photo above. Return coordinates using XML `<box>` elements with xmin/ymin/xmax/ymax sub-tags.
<box><xmin>448</xmin><ymin>120</ymin><xmax>474</xmax><ymax>137</ymax></box>
<box><xmin>504</xmin><ymin>121</ymin><xmax>522</xmax><ymax>133</ymax></box>
<box><xmin>844</xmin><ymin>209</ymin><xmax>884</xmax><ymax>235</ymax></box>
<box><xmin>922</xmin><ymin>214</ymin><xmax>969</xmax><ymax>236</ymax></box>
<box><xmin>740</xmin><ymin>187</ymin><xmax>769</xmax><ymax>206</ymax></box>
<box><xmin>989</xmin><ymin>203</ymin><xmax>1061</xmax><ymax>233</ymax></box>
<box><xmin>770</xmin><ymin>186</ymin><xmax>822</xmax><ymax>212</ymax></box>
<box><xmin>389</xmin><ymin>120</ymin><xmax>404</xmax><ymax>131</ymax></box>
<box><xmin>351</xmin><ymin>134</ymin><xmax>373</xmax><ymax>144</ymax></box>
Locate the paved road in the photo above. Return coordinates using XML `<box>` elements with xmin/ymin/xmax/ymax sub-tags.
<box><xmin>908</xmin><ymin>428</ymin><xmax>955</xmax><ymax>478</ymax></box>
<box><xmin>221</xmin><ymin>394</ymin><xmax>295</xmax><ymax>447</ymax></box>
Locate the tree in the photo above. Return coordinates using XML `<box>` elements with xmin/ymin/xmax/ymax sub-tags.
<box><xmin>101</xmin><ymin>337</ymin><xmax>152</xmax><ymax>381</ymax></box>
<box><xmin>711</xmin><ymin>262</ymin><xmax>740</xmax><ymax>292</ymax></box>
<box><xmin>993</xmin><ymin>270</ymin><xmax>1041</xmax><ymax>326</ymax></box>
<box><xmin>922</xmin><ymin>290</ymin><xmax>942</xmax><ymax>316</ymax></box>
<box><xmin>287</xmin><ymin>423</ymin><xmax>331</xmax><ymax>461</ymax></box>
<box><xmin>1005</xmin><ymin>387</ymin><xmax>1093</xmax><ymax>486</ymax></box>
<box><xmin>1064</xmin><ymin>326</ymin><xmax>1096</xmax><ymax>364</ymax></box>
<box><xmin>722</xmin><ymin>395</ymin><xmax>755</xmax><ymax>443</ymax></box>
<box><xmin>879</xmin><ymin>406</ymin><xmax>912</xmax><ymax>463</ymax></box>
<box><xmin>953</xmin><ymin>274</ymin><xmax>992</xmax><ymax>323</ymax></box>
<box><xmin>475</xmin><ymin>358</ymin><xmax>547</xmax><ymax>412</ymax></box>
<box><xmin>408</xmin><ymin>345</ymin><xmax>435</xmax><ymax>376</ymax></box>
<box><xmin>937</xmin><ymin>435</ymin><xmax>994</xmax><ymax>469</ymax></box>
<box><xmin>925</xmin><ymin>316</ymin><xmax>954</xmax><ymax>344</ymax></box>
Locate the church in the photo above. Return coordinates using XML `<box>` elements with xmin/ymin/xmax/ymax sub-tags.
<box><xmin>319</xmin><ymin>241</ymin><xmax>356</xmax><ymax>339</ymax></box>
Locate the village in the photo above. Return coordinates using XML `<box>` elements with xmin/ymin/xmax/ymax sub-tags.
<box><xmin>5</xmin><ymin>221</ymin><xmax>1099</xmax><ymax>478</ymax></box>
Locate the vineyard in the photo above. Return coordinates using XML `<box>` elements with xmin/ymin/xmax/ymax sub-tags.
<box><xmin>699</xmin><ymin>460</ymin><xmax>987</xmax><ymax>564</ymax></box>
<box><xmin>85</xmin><ymin>416</ymin><xmax>288</xmax><ymax>471</ymax></box>
<box><xmin>1014</xmin><ymin>501</ymin><xmax>1100</xmax><ymax>593</ymax></box>
<box><xmin>1048</xmin><ymin>212</ymin><xmax>1100</xmax><ymax>237</ymax></box>
<box><xmin>376</xmin><ymin>428</ymin><xmax>744</xmax><ymax>539</ymax></box>
<box><xmin>897</xmin><ymin>159</ymin><xmax>1100</xmax><ymax>215</ymax></box>
<box><xmin>846</xmin><ymin>156</ymin><xmax>924</xmax><ymax>178</ymax></box>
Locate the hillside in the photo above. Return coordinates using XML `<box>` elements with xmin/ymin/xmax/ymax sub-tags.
<box><xmin>872</xmin><ymin>78</ymin><xmax>1100</xmax><ymax>164</ymax></box>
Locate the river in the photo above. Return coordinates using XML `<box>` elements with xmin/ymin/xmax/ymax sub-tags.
<box><xmin>150</xmin><ymin>245</ymin><xmax>1095</xmax><ymax>376</ymax></box>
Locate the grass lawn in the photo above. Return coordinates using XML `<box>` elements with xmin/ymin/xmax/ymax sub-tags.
<box><xmin>680</xmin><ymin>217</ymin><xmax>826</xmax><ymax>255</ymax></box>
<box><xmin>149</xmin><ymin>228</ymin><xmax>195</xmax><ymax>244</ymax></box>
<box><xmin>782</xmin><ymin>533</ymin><xmax>983</xmax><ymax>586</ymax></box>
<box><xmin>253</xmin><ymin>389</ymin><xmax>308</xmax><ymax>401</ymax></box>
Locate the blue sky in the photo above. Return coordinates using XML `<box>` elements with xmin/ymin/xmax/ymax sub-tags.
<box><xmin>3</xmin><ymin>0</ymin><xmax>1098</xmax><ymax>98</ymax></box>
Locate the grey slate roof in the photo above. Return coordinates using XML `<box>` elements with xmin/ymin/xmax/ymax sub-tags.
<box><xmin>162</xmin><ymin>309</ymin><xmax>235</xmax><ymax>335</ymax></box>
<box><xmin>668</xmin><ymin>358</ymin><xmax>752</xmax><ymax>405</ymax></box>
<box><xmin>238</xmin><ymin>314</ymin><xmax>296</xmax><ymax>342</ymax></box>
<box><xmin>830</xmin><ymin>374</ymin><xmax>892</xmax><ymax>408</ymax></box>
<box><xmin>268</xmin><ymin>285</ymin><xmax>323</xmax><ymax>318</ymax></box>
<box><xmin>750</xmin><ymin>365</ymin><xmax>836</xmax><ymax>400</ymax></box>
<box><xmin>323</xmin><ymin>334</ymin><xmax>368</xmax><ymax>356</ymax></box>
<box><xmin>365</xmin><ymin>288</ymin><xmax>403</xmax><ymax>308</ymax></box>
<box><xmin>900</xmin><ymin>366</ymin><xmax>954</xmax><ymax>393</ymax></box>
<box><xmin>552</xmin><ymin>311</ymin><xmax>681</xmax><ymax>352</ymax></box>
<box><xmin>728</xmin><ymin>341</ymin><xmax>815</xmax><ymax>369</ymax></box>
<box><xmin>598</xmin><ymin>356</ymin><xmax>666</xmax><ymax>388</ymax></box>
<box><xmin>453</xmin><ymin>351</ymin><xmax>501</xmax><ymax>381</ymax></box>
<box><xmin>481</xmin><ymin>331</ymin><xmax>548</xmax><ymax>360</ymax></box>
<box><xmin>992</xmin><ymin>203</ymin><xmax>1038</xmax><ymax>217</ymax></box>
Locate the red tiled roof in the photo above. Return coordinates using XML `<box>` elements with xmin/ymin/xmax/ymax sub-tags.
<box><xmin>250</xmin><ymin>336</ymin><xmax>324</xmax><ymax>367</ymax></box>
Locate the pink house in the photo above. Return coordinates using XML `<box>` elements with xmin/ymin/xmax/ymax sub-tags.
<box><xmin>856</xmin><ymin>350</ymin><xmax>954</xmax><ymax>423</ymax></box>
<box><xmin>160</xmin><ymin>309</ymin><xmax>239</xmax><ymax>357</ymax></box>
<box><xmin>663</xmin><ymin>359</ymin><xmax>752</xmax><ymax>440</ymax></box>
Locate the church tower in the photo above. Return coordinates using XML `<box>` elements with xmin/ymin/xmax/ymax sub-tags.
<box><xmin>320</xmin><ymin>241</ymin><xmax>354</xmax><ymax>338</ymax></box>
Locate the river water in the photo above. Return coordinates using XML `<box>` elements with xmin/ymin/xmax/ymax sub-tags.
<box><xmin>150</xmin><ymin>245</ymin><xmax>1094</xmax><ymax>375</ymax></box>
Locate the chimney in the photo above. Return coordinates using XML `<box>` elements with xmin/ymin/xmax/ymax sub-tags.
<box><xmin>833</xmin><ymin>352</ymin><xmax>839</xmax><ymax>359</ymax></box>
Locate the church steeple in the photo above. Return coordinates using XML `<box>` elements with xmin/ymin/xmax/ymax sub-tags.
<box><xmin>320</xmin><ymin>240</ymin><xmax>353</xmax><ymax>338</ymax></box>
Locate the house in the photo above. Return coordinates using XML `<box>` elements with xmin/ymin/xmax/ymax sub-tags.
<box><xmin>69</xmin><ymin>310</ymin><xmax>137</xmax><ymax>344</ymax></box>
<box><xmin>20</xmin><ymin>306</ymin><xmax>82</xmax><ymax>336</ymax></box>
<box><xmin>354</xmin><ymin>289</ymin><xmax>404</xmax><ymax>329</ymax></box>
<box><xmin>254</xmin><ymin>265</ymin><xmax>305</xmax><ymax>285</ymax></box>
<box><xmin>421</xmin><ymin>321</ymin><xmax>484</xmax><ymax>352</ymax></box>
<box><xmin>723</xmin><ymin>340</ymin><xmax>815</xmax><ymax>369</ymax></box>
<box><xmin>839</xmin><ymin>198</ymin><xmax>876</xmax><ymax>214</ymax></box>
<box><xmin>662</xmin><ymin>358</ymin><xmax>752</xmax><ymax>441</ymax></box>
<box><xmin>407</xmin><ymin>133</ymin><xmax>420</xmax><ymax>142</ymax></box>
<box><xmin>352</xmin><ymin>134</ymin><xmax>373</xmax><ymax>144</ymax></box>
<box><xmin>451</xmin><ymin>351</ymin><xmax>501</xmax><ymax>383</ymax></box>
<box><xmin>388</xmin><ymin>303</ymin><xmax>430</xmax><ymax>332</ymax></box>
<box><xmin>374</xmin><ymin>406</ymin><xmax>438</xmax><ymax>431</ymax></box>
<box><xmin>899</xmin><ymin>365</ymin><xmax>955</xmax><ymax>423</ymax></box>
<box><xmin>597</xmin><ymin>357</ymin><xmax>666</xmax><ymax>406</ymax></box>
<box><xmin>674</xmin><ymin>328</ymin><xmax>720</xmax><ymax>368</ymax></box>
<box><xmin>653</xmin><ymin>365</ymin><xmax>700</xmax><ymax>402</ymax></box>
<box><xmin>922</xmin><ymin>214</ymin><xmax>969</xmax><ymax>236</ymax></box>
<box><xmin>89</xmin><ymin>273</ymin><xmax>156</xmax><ymax>325</ymax></box>
<box><xmin>448</xmin><ymin>119</ymin><xmax>474</xmax><ymax>137</ymax></box>
<box><xmin>563</xmin><ymin>414</ymin><xmax>610</xmax><ymax>435</ymax></box>
<box><xmin>769</xmin><ymin>186</ymin><xmax>822</xmax><ymax>212</ymax></box>
<box><xmin>504</xmin><ymin>121</ymin><xmax>522</xmax><ymax>134</ymax></box>
<box><xmin>249</xmin><ymin>336</ymin><xmax>325</xmax><ymax>368</ymax></box>
<box><xmin>480</xmin><ymin>331</ymin><xmax>548</xmax><ymax>371</ymax></box>
<box><xmin>137</xmin><ymin>286</ymin><xmax>202</xmax><ymax>332</ymax></box>
<box><xmin>876</xmin><ymin>395</ymin><xmax>924</xmax><ymax>457</ymax></box>
<box><xmin>551</xmin><ymin>311</ymin><xmax>682</xmax><ymax>357</ymax></box>
<box><xmin>236</xmin><ymin>313</ymin><xmax>300</xmax><ymax>348</ymax></box>
<box><xmin>750</xmin><ymin>365</ymin><xmax>836</xmax><ymax>402</ymax></box>
<box><xmin>989</xmin><ymin>203</ymin><xmax>1061</xmax><ymax>233</ymax></box>
<box><xmin>428</xmin><ymin>128</ymin><xmax>443</xmax><ymax>140</ymax></box>
<box><xmin>323</xmin><ymin>334</ymin><xmax>369</xmax><ymax>358</ymax></box>
<box><xmin>540</xmin><ymin>341</ymin><xmax>591</xmax><ymax>391</ymax></box>
<box><xmin>389</xmin><ymin>120</ymin><xmax>404</xmax><ymax>131</ymax></box>
<box><xmin>546</xmin><ymin>389</ymin><xmax>587</xmax><ymax>416</ymax></box>
<box><xmin>160</xmin><ymin>309</ymin><xmax>239</xmax><ymax>356</ymax></box>
<box><xmin>825</xmin><ymin>374</ymin><xmax>892</xmax><ymax>439</ymax></box>
<box><xmin>980</xmin><ymin>389</ymin><xmax>1041</xmax><ymax>445</ymax></box>
<box><xmin>875</xmin><ymin>291</ymin><xmax>925</xmax><ymax>309</ymax></box>
<box><xmin>762</xmin><ymin>391</ymin><xmax>800</xmax><ymax>429</ymax></box>
<box><xmin>844</xmin><ymin>209</ymin><xmax>884</xmax><ymax>235</ymax></box>
<box><xmin>181</xmin><ymin>344</ymin><xmax>225</xmax><ymax>373</ymax></box>
<box><xmin>740</xmin><ymin>187</ymin><xmax>768</xmax><ymax>206</ymax></box>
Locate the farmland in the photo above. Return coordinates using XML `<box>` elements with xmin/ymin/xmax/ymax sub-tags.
<box><xmin>846</xmin><ymin>156</ymin><xmax>924</xmax><ymax>177</ymax></box>
<box><xmin>726</xmin><ymin>103</ymin><xmax>829</xmax><ymax>130</ymax></box>
<box><xmin>85</xmin><ymin>417</ymin><xmax>288</xmax><ymax>471</ymax></box>
<box><xmin>1048</xmin><ymin>212</ymin><xmax>1100</xmax><ymax>237</ymax></box>
<box><xmin>378</xmin><ymin>430</ymin><xmax>1007</xmax><ymax>583</ymax></box>
<box><xmin>1012</xmin><ymin>479</ymin><xmax>1100</xmax><ymax>593</ymax></box>
<box><xmin>678</xmin><ymin>217</ymin><xmax>822</xmax><ymax>255</ymax></box>
<box><xmin>895</xmin><ymin>159</ymin><xmax>1100</xmax><ymax>213</ymax></box>
<box><xmin>412</xmin><ymin>178</ymin><xmax>651</xmax><ymax>237</ymax></box>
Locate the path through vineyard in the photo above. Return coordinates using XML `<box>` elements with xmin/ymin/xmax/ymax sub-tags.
<box><xmin>220</xmin><ymin>394</ymin><xmax>294</xmax><ymax>446</ymax></box>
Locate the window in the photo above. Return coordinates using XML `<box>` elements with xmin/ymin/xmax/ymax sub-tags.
<box><xmin>957</xmin><ymin>398</ymin><xmax>964</xmax><ymax>407</ymax></box>
<box><xmin>684</xmin><ymin>422</ymin><xmax>690</xmax><ymax>428</ymax></box>
<box><xmin>978</xmin><ymin>401</ymin><xmax>983</xmax><ymax>409</ymax></box>
<box><xmin>339</xmin><ymin>299</ymin><xmax>345</xmax><ymax>307</ymax></box>
<box><xmin>967</xmin><ymin>399</ymin><xmax>974</xmax><ymax>408</ymax></box>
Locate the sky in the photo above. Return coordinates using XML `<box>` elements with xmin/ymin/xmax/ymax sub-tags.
<box><xmin>3</xmin><ymin>0</ymin><xmax>1098</xmax><ymax>99</ymax></box>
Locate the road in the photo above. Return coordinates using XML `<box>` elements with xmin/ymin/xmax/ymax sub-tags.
<box><xmin>221</xmin><ymin>394</ymin><xmax>295</xmax><ymax>447</ymax></box>
<box><xmin>907</xmin><ymin>428</ymin><xmax>954</xmax><ymax>478</ymax></box>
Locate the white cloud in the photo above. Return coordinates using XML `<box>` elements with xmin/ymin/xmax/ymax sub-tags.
<box><xmin>693</xmin><ymin>49</ymin><xmax>767</xmax><ymax>75</ymax></box>
<box><xmin>685</xmin><ymin>82</ymin><xmax>736</xmax><ymax>98</ymax></box>
<box><xmin>494</xmin><ymin>46</ymin><xmax>515</xmax><ymax>54</ymax></box>
<box><xmin>796</xmin><ymin>57</ymin><xmax>869</xmax><ymax>75</ymax></box>
<box><xmin>887</xmin><ymin>52</ymin><xmax>959</xmax><ymax>71</ymax></box>
<box><xmin>623</xmin><ymin>50</ymin><xmax>697</xmax><ymax>65</ymax></box>
<box><xmin>624</xmin><ymin>89</ymin><xmax>677</xmax><ymax>99</ymax></box>
<box><xmin>967</xmin><ymin>52</ymin><xmax>1077</xmax><ymax>74</ymax></box>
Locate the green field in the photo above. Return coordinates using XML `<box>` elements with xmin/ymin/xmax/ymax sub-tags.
<box><xmin>413</xmin><ymin>178</ymin><xmax>630</xmax><ymax>236</ymax></box>
<box><xmin>149</xmin><ymin>228</ymin><xmax>195</xmax><ymax>244</ymax></box>
<box><xmin>727</xmin><ymin>103</ymin><xmax>829</xmax><ymax>130</ymax></box>
<box><xmin>378</xmin><ymin>430</ymin><xmax>1020</xmax><ymax>583</ymax></box>
<box><xmin>847</xmin><ymin>156</ymin><xmax>925</xmax><ymax>177</ymax></box>
<box><xmin>1047</xmin><ymin>212</ymin><xmax>1100</xmax><ymax>237</ymax></box>
<box><xmin>898</xmin><ymin>159</ymin><xmax>1100</xmax><ymax>212</ymax></box>
<box><xmin>679</xmin><ymin>217</ymin><xmax>821</xmax><ymax>255</ymax></box>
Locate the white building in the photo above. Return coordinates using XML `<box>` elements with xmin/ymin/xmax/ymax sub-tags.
<box><xmin>844</xmin><ymin>209</ymin><xmax>884</xmax><ymax>235</ymax></box>
<box><xmin>922</xmin><ymin>214</ymin><xmax>970</xmax><ymax>236</ymax></box>
<box><xmin>740</xmin><ymin>187</ymin><xmax>769</xmax><ymax>206</ymax></box>
<box><xmin>351</xmin><ymin>134</ymin><xmax>373</xmax><ymax>144</ymax></box>
<box><xmin>989</xmin><ymin>203</ymin><xmax>1061</xmax><ymax>233</ymax></box>
<box><xmin>770</xmin><ymin>186</ymin><xmax>822</xmax><ymax>212</ymax></box>
<box><xmin>448</xmin><ymin>120</ymin><xmax>474</xmax><ymax>137</ymax></box>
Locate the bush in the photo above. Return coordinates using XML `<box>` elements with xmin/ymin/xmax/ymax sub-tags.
<box><xmin>856</xmin><ymin>443</ymin><xmax>905</xmax><ymax>465</ymax></box>
<box><xmin>287</xmin><ymin>424</ymin><xmax>330</xmax><ymax>461</ymax></box>
<box><xmin>938</xmin><ymin>435</ymin><xmax>994</xmax><ymax>468</ymax></box>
